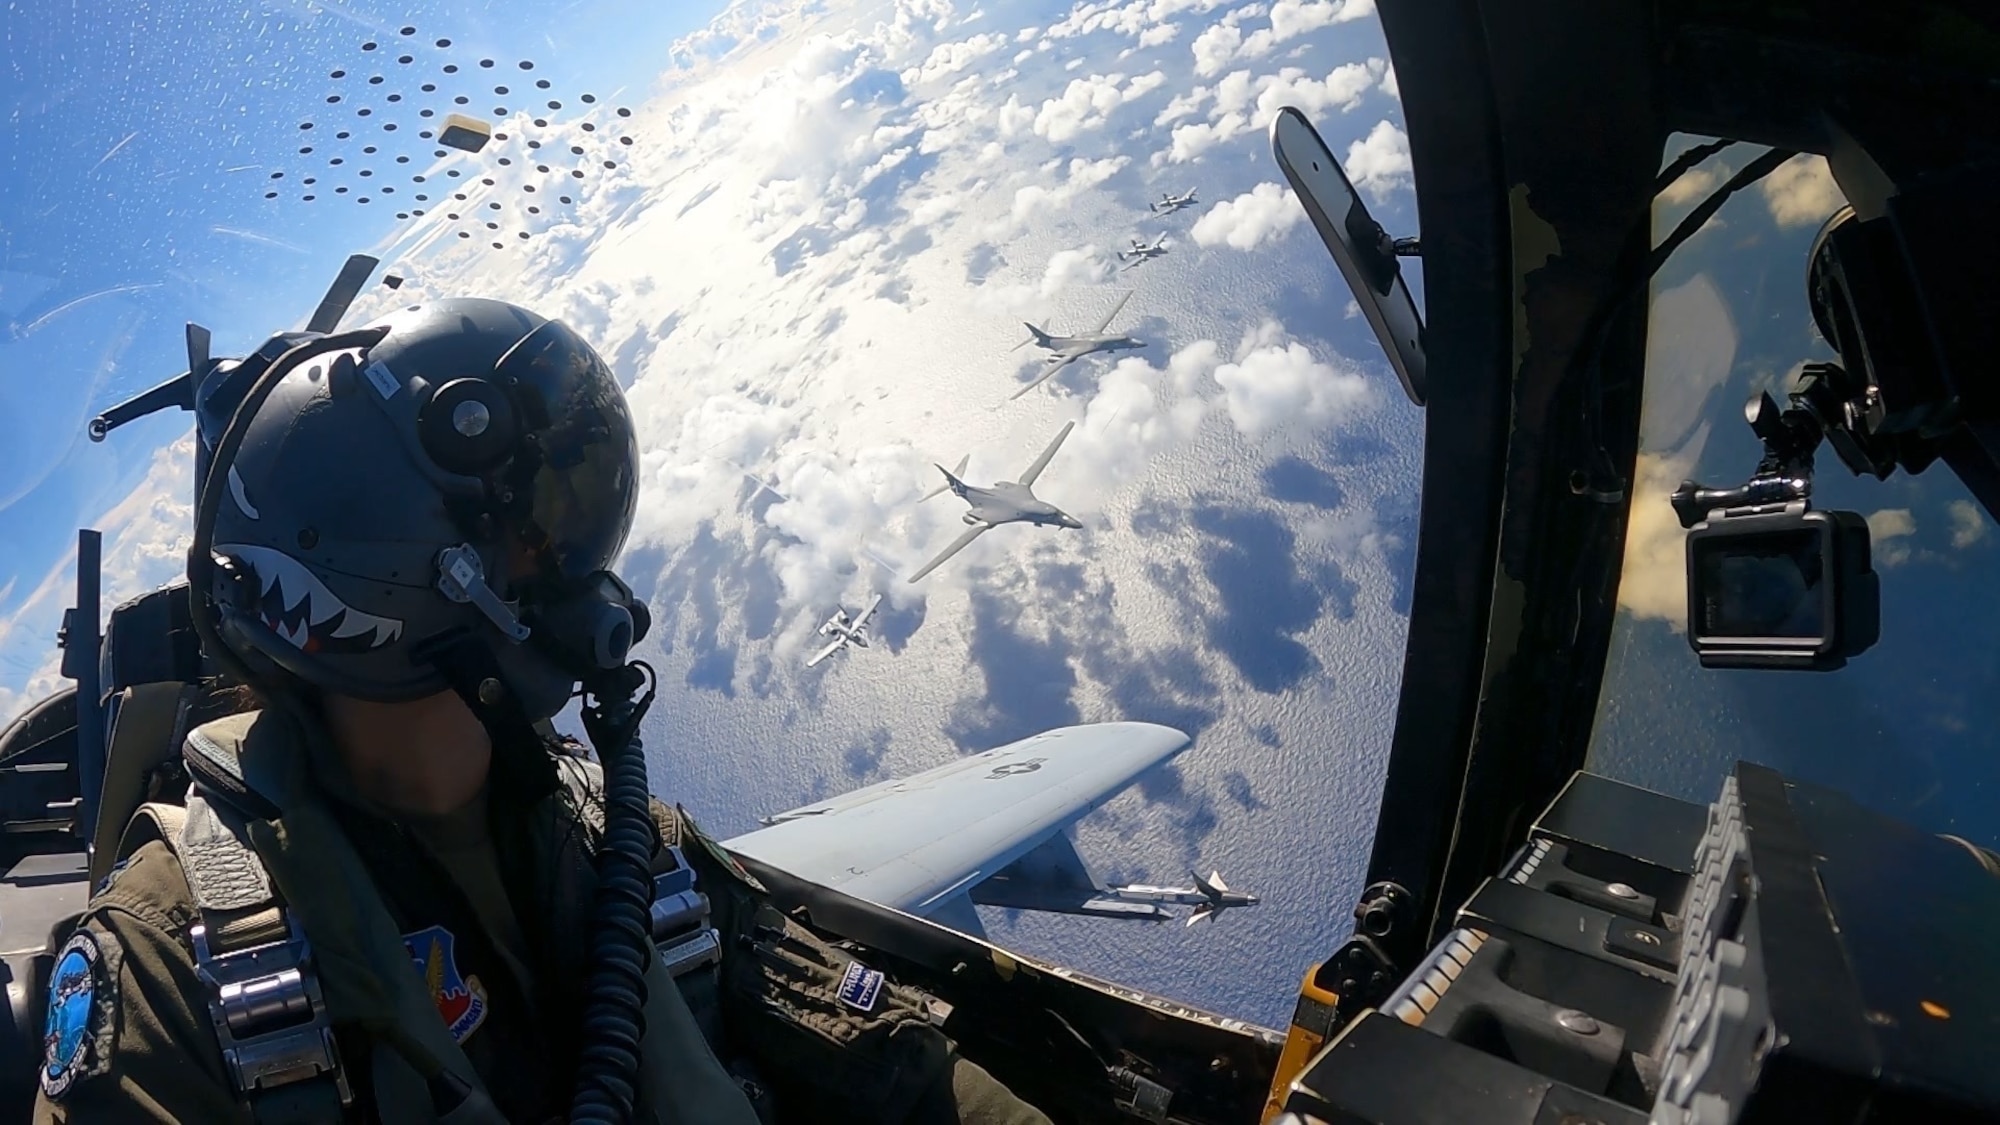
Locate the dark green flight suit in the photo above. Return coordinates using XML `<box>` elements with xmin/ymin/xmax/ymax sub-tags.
<box><xmin>33</xmin><ymin>709</ymin><xmax>1051</xmax><ymax>1125</ymax></box>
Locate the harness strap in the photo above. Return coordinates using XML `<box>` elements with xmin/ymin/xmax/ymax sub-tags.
<box><xmin>122</xmin><ymin>790</ymin><xmax>351</xmax><ymax>1120</ymax></box>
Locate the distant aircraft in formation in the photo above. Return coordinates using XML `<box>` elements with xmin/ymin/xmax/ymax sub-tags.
<box><xmin>1149</xmin><ymin>187</ymin><xmax>1198</xmax><ymax>214</ymax></box>
<box><xmin>1009</xmin><ymin>290</ymin><xmax>1144</xmax><ymax>400</ymax></box>
<box><xmin>1116</xmin><ymin>234</ymin><xmax>1169</xmax><ymax>268</ymax></box>
<box><xmin>909</xmin><ymin>421</ymin><xmax>1081</xmax><ymax>583</ymax></box>
<box><xmin>805</xmin><ymin>594</ymin><xmax>882</xmax><ymax>668</ymax></box>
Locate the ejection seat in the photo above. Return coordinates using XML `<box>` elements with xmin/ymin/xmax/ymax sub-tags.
<box><xmin>0</xmin><ymin>581</ymin><xmax>221</xmax><ymax>1119</ymax></box>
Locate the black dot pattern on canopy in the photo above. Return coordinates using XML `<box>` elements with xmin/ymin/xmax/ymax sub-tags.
<box><xmin>281</xmin><ymin>33</ymin><xmax>639</xmax><ymax>247</ymax></box>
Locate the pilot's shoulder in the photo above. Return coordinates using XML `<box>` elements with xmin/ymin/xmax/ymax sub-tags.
<box><xmin>86</xmin><ymin>839</ymin><xmax>198</xmax><ymax>941</ymax></box>
<box><xmin>654</xmin><ymin>800</ymin><xmax>766</xmax><ymax>894</ymax></box>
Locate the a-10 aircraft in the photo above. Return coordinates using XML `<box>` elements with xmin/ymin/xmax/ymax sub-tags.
<box><xmin>1117</xmin><ymin>233</ymin><xmax>1169</xmax><ymax>268</ymax></box>
<box><xmin>908</xmin><ymin>421</ymin><xmax>1082</xmax><ymax>583</ymax></box>
<box><xmin>728</xmin><ymin>722</ymin><xmax>1256</xmax><ymax>933</ymax></box>
<box><xmin>804</xmin><ymin>594</ymin><xmax>881</xmax><ymax>668</ymax></box>
<box><xmin>1008</xmin><ymin>290</ymin><xmax>1145</xmax><ymax>400</ymax></box>
<box><xmin>1149</xmin><ymin>187</ymin><xmax>1198</xmax><ymax>213</ymax></box>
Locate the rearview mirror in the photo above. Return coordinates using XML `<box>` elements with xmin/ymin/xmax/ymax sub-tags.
<box><xmin>1270</xmin><ymin>106</ymin><xmax>1426</xmax><ymax>407</ymax></box>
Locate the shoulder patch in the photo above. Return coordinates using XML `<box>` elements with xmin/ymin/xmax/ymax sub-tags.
<box><xmin>42</xmin><ymin>930</ymin><xmax>118</xmax><ymax>1098</ymax></box>
<box><xmin>403</xmin><ymin>925</ymin><xmax>489</xmax><ymax>1044</ymax></box>
<box><xmin>837</xmin><ymin>960</ymin><xmax>885</xmax><ymax>1014</ymax></box>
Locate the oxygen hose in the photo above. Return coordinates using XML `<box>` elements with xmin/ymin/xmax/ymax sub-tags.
<box><xmin>569</xmin><ymin>662</ymin><xmax>661</xmax><ymax>1123</ymax></box>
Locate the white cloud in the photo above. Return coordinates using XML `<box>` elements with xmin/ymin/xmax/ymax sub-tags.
<box><xmin>1066</xmin><ymin>351</ymin><xmax>1212</xmax><ymax>488</ymax></box>
<box><xmin>1949</xmin><ymin>499</ymin><xmax>1989</xmax><ymax>550</ymax></box>
<box><xmin>1239</xmin><ymin>0</ymin><xmax>1377</xmax><ymax>56</ymax></box>
<box><xmin>1211</xmin><ymin>319</ymin><xmax>1370</xmax><ymax>436</ymax></box>
<box><xmin>1158</xmin><ymin>61</ymin><xmax>1381</xmax><ymax>163</ymax></box>
<box><xmin>1867</xmin><ymin>508</ymin><xmax>1916</xmax><ymax>567</ymax></box>
<box><xmin>1345</xmin><ymin>119</ymin><xmax>1411</xmax><ymax>202</ymax></box>
<box><xmin>1618</xmin><ymin>442</ymin><xmax>1703</xmax><ymax>630</ymax></box>
<box><xmin>1658</xmin><ymin>163</ymin><xmax>1723</xmax><ymax>207</ymax></box>
<box><xmin>1010</xmin><ymin>154</ymin><xmax>1131</xmax><ymax>223</ymax></box>
<box><xmin>1761</xmin><ymin>154</ymin><xmax>1845</xmax><ymax>229</ymax></box>
<box><xmin>902</xmin><ymin>31</ymin><xmax>1008</xmax><ymax>84</ymax></box>
<box><xmin>1031</xmin><ymin>72</ymin><xmax>1166</xmax><ymax>144</ymax></box>
<box><xmin>1041</xmin><ymin>245</ymin><xmax>1114</xmax><ymax>295</ymax></box>
<box><xmin>1138</xmin><ymin>22</ymin><xmax>1180</xmax><ymax>46</ymax></box>
<box><xmin>996</xmin><ymin>93</ymin><xmax>1037</xmax><ymax>136</ymax></box>
<box><xmin>1191</xmin><ymin>23</ymin><xmax>1243</xmax><ymax>76</ymax></box>
<box><xmin>1639</xmin><ymin>275</ymin><xmax>1737</xmax><ymax>452</ymax></box>
<box><xmin>1153</xmin><ymin>85</ymin><xmax>1211</xmax><ymax>125</ymax></box>
<box><xmin>1190</xmin><ymin>181</ymin><xmax>1303</xmax><ymax>250</ymax></box>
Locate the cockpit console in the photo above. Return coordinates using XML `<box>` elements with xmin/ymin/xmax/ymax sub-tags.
<box><xmin>1271</xmin><ymin>765</ymin><xmax>2000</xmax><ymax>1124</ymax></box>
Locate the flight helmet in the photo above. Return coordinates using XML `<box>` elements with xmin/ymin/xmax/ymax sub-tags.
<box><xmin>199</xmin><ymin>298</ymin><xmax>647</xmax><ymax>720</ymax></box>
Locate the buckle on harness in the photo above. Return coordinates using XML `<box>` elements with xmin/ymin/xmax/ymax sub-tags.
<box><xmin>191</xmin><ymin>913</ymin><xmax>352</xmax><ymax>1106</ymax></box>
<box><xmin>652</xmin><ymin>845</ymin><xmax>722</xmax><ymax>978</ymax></box>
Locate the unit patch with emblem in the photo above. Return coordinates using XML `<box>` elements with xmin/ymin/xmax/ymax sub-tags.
<box><xmin>42</xmin><ymin>930</ymin><xmax>115</xmax><ymax>1099</ymax></box>
<box><xmin>837</xmin><ymin>960</ymin><xmax>885</xmax><ymax>1013</ymax></box>
<box><xmin>403</xmin><ymin>925</ymin><xmax>489</xmax><ymax>1044</ymax></box>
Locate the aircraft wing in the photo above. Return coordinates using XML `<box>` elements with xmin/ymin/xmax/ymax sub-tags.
<box><xmin>1008</xmin><ymin>353</ymin><xmax>1078</xmax><ymax>401</ymax></box>
<box><xmin>1087</xmin><ymin>289</ymin><xmax>1133</xmax><ymax>334</ymax></box>
<box><xmin>804</xmin><ymin>637</ymin><xmax>846</xmax><ymax>668</ymax></box>
<box><xmin>906</xmin><ymin>524</ymin><xmax>988</xmax><ymax>583</ymax></box>
<box><xmin>853</xmin><ymin>593</ymin><xmax>884</xmax><ymax>629</ymax></box>
<box><xmin>724</xmin><ymin>723</ymin><xmax>1191</xmax><ymax>917</ymax></box>
<box><xmin>1016</xmin><ymin>420</ymin><xmax>1076</xmax><ymax>488</ymax></box>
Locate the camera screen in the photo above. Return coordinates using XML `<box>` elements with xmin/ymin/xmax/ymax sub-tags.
<box><xmin>1694</xmin><ymin>529</ymin><xmax>1826</xmax><ymax>639</ymax></box>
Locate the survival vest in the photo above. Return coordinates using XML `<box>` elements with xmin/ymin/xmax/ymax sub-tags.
<box><xmin>113</xmin><ymin>710</ymin><xmax>760</xmax><ymax>1125</ymax></box>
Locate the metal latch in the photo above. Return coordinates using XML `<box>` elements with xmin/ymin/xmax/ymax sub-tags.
<box><xmin>1109</xmin><ymin>1066</ymin><xmax>1172</xmax><ymax>1122</ymax></box>
<box><xmin>191</xmin><ymin>913</ymin><xmax>351</xmax><ymax>1105</ymax></box>
<box><xmin>652</xmin><ymin>846</ymin><xmax>722</xmax><ymax>978</ymax></box>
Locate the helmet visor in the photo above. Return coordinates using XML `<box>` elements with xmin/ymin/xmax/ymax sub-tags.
<box><xmin>491</xmin><ymin>318</ymin><xmax>639</xmax><ymax>591</ymax></box>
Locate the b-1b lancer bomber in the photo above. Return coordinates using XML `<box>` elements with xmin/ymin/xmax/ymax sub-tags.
<box><xmin>1009</xmin><ymin>290</ymin><xmax>1143</xmax><ymax>400</ymax></box>
<box><xmin>1149</xmin><ymin>188</ymin><xmax>1198</xmax><ymax>213</ymax></box>
<box><xmin>1116</xmin><ymin>234</ymin><xmax>1169</xmax><ymax>268</ymax></box>
<box><xmin>805</xmin><ymin>595</ymin><xmax>881</xmax><ymax>668</ymax></box>
<box><xmin>909</xmin><ymin>422</ymin><xmax>1081</xmax><ymax>583</ymax></box>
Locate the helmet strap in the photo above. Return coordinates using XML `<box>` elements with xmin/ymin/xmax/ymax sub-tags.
<box><xmin>422</xmin><ymin>633</ymin><xmax>560</xmax><ymax>798</ymax></box>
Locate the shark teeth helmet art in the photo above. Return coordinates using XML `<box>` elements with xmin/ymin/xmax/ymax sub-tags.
<box><xmin>203</xmin><ymin>297</ymin><xmax>643</xmax><ymax>717</ymax></box>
